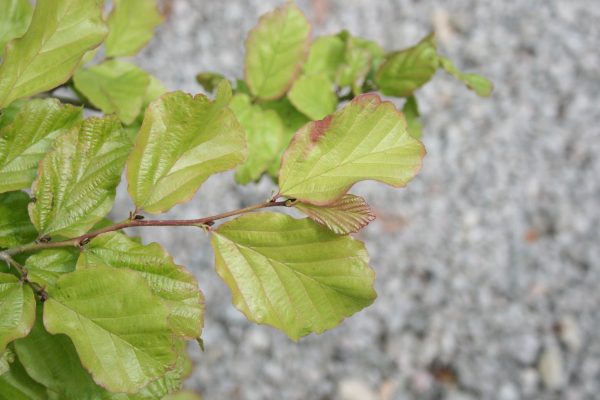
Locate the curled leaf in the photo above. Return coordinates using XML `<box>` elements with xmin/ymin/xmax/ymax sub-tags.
<box><xmin>295</xmin><ymin>194</ymin><xmax>375</xmax><ymax>235</ymax></box>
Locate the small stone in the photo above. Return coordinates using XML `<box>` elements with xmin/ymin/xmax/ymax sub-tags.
<box><xmin>538</xmin><ymin>343</ymin><xmax>566</xmax><ymax>390</ymax></box>
<box><xmin>557</xmin><ymin>316</ymin><xmax>582</xmax><ymax>352</ymax></box>
<box><xmin>338</xmin><ymin>379</ymin><xmax>377</xmax><ymax>400</ymax></box>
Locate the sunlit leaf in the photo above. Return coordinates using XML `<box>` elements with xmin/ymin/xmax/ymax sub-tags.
<box><xmin>402</xmin><ymin>95</ymin><xmax>422</xmax><ymax>139</ymax></box>
<box><xmin>287</xmin><ymin>74</ymin><xmax>337</xmax><ymax>120</ymax></box>
<box><xmin>303</xmin><ymin>35</ymin><xmax>345</xmax><ymax>79</ymax></box>
<box><xmin>278</xmin><ymin>93</ymin><xmax>425</xmax><ymax>205</ymax></box>
<box><xmin>0</xmin><ymin>273</ymin><xmax>35</xmax><ymax>353</ymax></box>
<box><xmin>0</xmin><ymin>0</ymin><xmax>108</xmax><ymax>107</ymax></box>
<box><xmin>43</xmin><ymin>266</ymin><xmax>177</xmax><ymax>393</ymax></box>
<box><xmin>105</xmin><ymin>0</ymin><xmax>164</xmax><ymax>57</ymax></box>
<box><xmin>229</xmin><ymin>94</ymin><xmax>283</xmax><ymax>184</ymax></box>
<box><xmin>78</xmin><ymin>232</ymin><xmax>204</xmax><ymax>339</ymax></box>
<box><xmin>244</xmin><ymin>2</ymin><xmax>311</xmax><ymax>100</ymax></box>
<box><xmin>211</xmin><ymin>212</ymin><xmax>376</xmax><ymax>340</ymax></box>
<box><xmin>73</xmin><ymin>60</ymin><xmax>151</xmax><ymax>124</ymax></box>
<box><xmin>0</xmin><ymin>98</ymin><xmax>82</xmax><ymax>193</ymax></box>
<box><xmin>29</xmin><ymin>115</ymin><xmax>131</xmax><ymax>238</ymax></box>
<box><xmin>24</xmin><ymin>248</ymin><xmax>78</xmax><ymax>287</ymax></box>
<box><xmin>0</xmin><ymin>191</ymin><xmax>36</xmax><ymax>248</ymax></box>
<box><xmin>127</xmin><ymin>91</ymin><xmax>246</xmax><ymax>213</ymax></box>
<box><xmin>0</xmin><ymin>0</ymin><xmax>33</xmax><ymax>51</ymax></box>
<box><xmin>438</xmin><ymin>56</ymin><xmax>493</xmax><ymax>97</ymax></box>
<box><xmin>375</xmin><ymin>33</ymin><xmax>438</xmax><ymax>97</ymax></box>
<box><xmin>294</xmin><ymin>194</ymin><xmax>375</xmax><ymax>235</ymax></box>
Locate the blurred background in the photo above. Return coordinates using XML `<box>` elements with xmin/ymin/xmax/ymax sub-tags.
<box><xmin>114</xmin><ymin>0</ymin><xmax>599</xmax><ymax>399</ymax></box>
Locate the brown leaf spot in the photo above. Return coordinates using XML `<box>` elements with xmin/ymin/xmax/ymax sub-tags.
<box><xmin>310</xmin><ymin>115</ymin><xmax>333</xmax><ymax>143</ymax></box>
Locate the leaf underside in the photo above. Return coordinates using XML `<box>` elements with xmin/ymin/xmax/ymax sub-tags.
<box><xmin>295</xmin><ymin>194</ymin><xmax>375</xmax><ymax>235</ymax></box>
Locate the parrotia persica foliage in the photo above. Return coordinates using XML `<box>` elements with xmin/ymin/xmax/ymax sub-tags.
<box><xmin>0</xmin><ymin>0</ymin><xmax>492</xmax><ymax>397</ymax></box>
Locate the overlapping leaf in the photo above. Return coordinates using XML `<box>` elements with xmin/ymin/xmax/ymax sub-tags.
<box><xmin>196</xmin><ymin>72</ymin><xmax>226</xmax><ymax>94</ymax></box>
<box><xmin>78</xmin><ymin>232</ymin><xmax>204</xmax><ymax>339</ymax></box>
<box><xmin>211</xmin><ymin>212</ymin><xmax>376</xmax><ymax>340</ymax></box>
<box><xmin>278</xmin><ymin>93</ymin><xmax>425</xmax><ymax>205</ymax></box>
<box><xmin>303</xmin><ymin>35</ymin><xmax>345</xmax><ymax>79</ymax></box>
<box><xmin>0</xmin><ymin>273</ymin><xmax>35</xmax><ymax>353</ymax></box>
<box><xmin>0</xmin><ymin>191</ymin><xmax>36</xmax><ymax>248</ymax></box>
<box><xmin>244</xmin><ymin>2</ymin><xmax>311</xmax><ymax>100</ymax></box>
<box><xmin>0</xmin><ymin>355</ymin><xmax>47</xmax><ymax>400</ymax></box>
<box><xmin>24</xmin><ymin>248</ymin><xmax>78</xmax><ymax>287</ymax></box>
<box><xmin>127</xmin><ymin>91</ymin><xmax>246</xmax><ymax>213</ymax></box>
<box><xmin>335</xmin><ymin>35</ymin><xmax>384</xmax><ymax>95</ymax></box>
<box><xmin>0</xmin><ymin>0</ymin><xmax>33</xmax><ymax>51</ymax></box>
<box><xmin>402</xmin><ymin>95</ymin><xmax>423</xmax><ymax>139</ymax></box>
<box><xmin>0</xmin><ymin>347</ymin><xmax>13</xmax><ymax>375</ymax></box>
<box><xmin>0</xmin><ymin>98</ymin><xmax>82</xmax><ymax>193</ymax></box>
<box><xmin>375</xmin><ymin>33</ymin><xmax>438</xmax><ymax>97</ymax></box>
<box><xmin>29</xmin><ymin>115</ymin><xmax>131</xmax><ymax>238</ymax></box>
<box><xmin>73</xmin><ymin>60</ymin><xmax>151</xmax><ymax>124</ymax></box>
<box><xmin>105</xmin><ymin>0</ymin><xmax>164</xmax><ymax>58</ymax></box>
<box><xmin>439</xmin><ymin>56</ymin><xmax>493</xmax><ymax>97</ymax></box>
<box><xmin>0</xmin><ymin>0</ymin><xmax>107</xmax><ymax>107</ymax></box>
<box><xmin>294</xmin><ymin>194</ymin><xmax>375</xmax><ymax>235</ymax></box>
<box><xmin>287</xmin><ymin>74</ymin><xmax>337</xmax><ymax>120</ymax></box>
<box><xmin>43</xmin><ymin>266</ymin><xmax>177</xmax><ymax>393</ymax></box>
<box><xmin>229</xmin><ymin>94</ymin><xmax>283</xmax><ymax>184</ymax></box>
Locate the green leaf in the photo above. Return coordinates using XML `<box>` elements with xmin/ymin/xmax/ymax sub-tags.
<box><xmin>195</xmin><ymin>72</ymin><xmax>226</xmax><ymax>94</ymax></box>
<box><xmin>287</xmin><ymin>74</ymin><xmax>338</xmax><ymax>120</ymax></box>
<box><xmin>73</xmin><ymin>60</ymin><xmax>151</xmax><ymax>124</ymax></box>
<box><xmin>375</xmin><ymin>33</ymin><xmax>438</xmax><ymax>97</ymax></box>
<box><xmin>0</xmin><ymin>0</ymin><xmax>33</xmax><ymax>51</ymax></box>
<box><xmin>211</xmin><ymin>212</ymin><xmax>376</xmax><ymax>340</ymax></box>
<box><xmin>278</xmin><ymin>93</ymin><xmax>425</xmax><ymax>205</ymax></box>
<box><xmin>402</xmin><ymin>95</ymin><xmax>423</xmax><ymax>139</ymax></box>
<box><xmin>0</xmin><ymin>191</ymin><xmax>36</xmax><ymax>248</ymax></box>
<box><xmin>0</xmin><ymin>98</ymin><xmax>82</xmax><ymax>193</ymax></box>
<box><xmin>127</xmin><ymin>91</ymin><xmax>246</xmax><ymax>213</ymax></box>
<box><xmin>78</xmin><ymin>232</ymin><xmax>204</xmax><ymax>339</ymax></box>
<box><xmin>438</xmin><ymin>56</ymin><xmax>493</xmax><ymax>97</ymax></box>
<box><xmin>0</xmin><ymin>273</ymin><xmax>35</xmax><ymax>353</ymax></box>
<box><xmin>0</xmin><ymin>348</ymin><xmax>14</xmax><ymax>375</ymax></box>
<box><xmin>14</xmin><ymin>312</ymin><xmax>109</xmax><ymax>399</ymax></box>
<box><xmin>143</xmin><ymin>75</ymin><xmax>167</xmax><ymax>108</ymax></box>
<box><xmin>163</xmin><ymin>391</ymin><xmax>203</xmax><ymax>400</ymax></box>
<box><xmin>303</xmin><ymin>35</ymin><xmax>345</xmax><ymax>79</ymax></box>
<box><xmin>24</xmin><ymin>249</ymin><xmax>78</xmax><ymax>287</ymax></box>
<box><xmin>294</xmin><ymin>194</ymin><xmax>375</xmax><ymax>235</ymax></box>
<box><xmin>0</xmin><ymin>0</ymin><xmax>108</xmax><ymax>107</ymax></box>
<box><xmin>0</xmin><ymin>355</ymin><xmax>47</xmax><ymax>400</ymax></box>
<box><xmin>29</xmin><ymin>115</ymin><xmax>131</xmax><ymax>238</ymax></box>
<box><xmin>214</xmin><ymin>79</ymin><xmax>233</xmax><ymax>108</ymax></box>
<box><xmin>244</xmin><ymin>2</ymin><xmax>311</xmax><ymax>100</ymax></box>
<box><xmin>229</xmin><ymin>94</ymin><xmax>283</xmax><ymax>184</ymax></box>
<box><xmin>335</xmin><ymin>35</ymin><xmax>384</xmax><ymax>95</ymax></box>
<box><xmin>105</xmin><ymin>0</ymin><xmax>164</xmax><ymax>58</ymax></box>
<box><xmin>43</xmin><ymin>266</ymin><xmax>177</xmax><ymax>393</ymax></box>
<box><xmin>0</xmin><ymin>99</ymin><xmax>26</xmax><ymax>131</ymax></box>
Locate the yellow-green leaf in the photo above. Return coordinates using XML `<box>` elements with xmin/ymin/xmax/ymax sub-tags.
<box><xmin>73</xmin><ymin>60</ymin><xmax>151</xmax><ymax>124</ymax></box>
<box><xmin>0</xmin><ymin>273</ymin><xmax>35</xmax><ymax>353</ymax></box>
<box><xmin>0</xmin><ymin>0</ymin><xmax>108</xmax><ymax>107</ymax></box>
<box><xmin>375</xmin><ymin>33</ymin><xmax>438</xmax><ymax>97</ymax></box>
<box><xmin>195</xmin><ymin>72</ymin><xmax>225</xmax><ymax>94</ymax></box>
<box><xmin>78</xmin><ymin>232</ymin><xmax>204</xmax><ymax>339</ymax></box>
<box><xmin>244</xmin><ymin>2</ymin><xmax>311</xmax><ymax>100</ymax></box>
<box><xmin>105</xmin><ymin>0</ymin><xmax>164</xmax><ymax>58</ymax></box>
<box><xmin>43</xmin><ymin>266</ymin><xmax>177</xmax><ymax>393</ymax></box>
<box><xmin>29</xmin><ymin>115</ymin><xmax>131</xmax><ymax>238</ymax></box>
<box><xmin>278</xmin><ymin>93</ymin><xmax>425</xmax><ymax>205</ymax></box>
<box><xmin>439</xmin><ymin>56</ymin><xmax>493</xmax><ymax>97</ymax></box>
<box><xmin>229</xmin><ymin>94</ymin><xmax>283</xmax><ymax>184</ymax></box>
<box><xmin>0</xmin><ymin>0</ymin><xmax>33</xmax><ymax>51</ymax></box>
<box><xmin>211</xmin><ymin>212</ymin><xmax>376</xmax><ymax>340</ymax></box>
<box><xmin>287</xmin><ymin>73</ymin><xmax>337</xmax><ymax>120</ymax></box>
<box><xmin>294</xmin><ymin>194</ymin><xmax>375</xmax><ymax>235</ymax></box>
<box><xmin>24</xmin><ymin>249</ymin><xmax>78</xmax><ymax>287</ymax></box>
<box><xmin>0</xmin><ymin>99</ymin><xmax>82</xmax><ymax>193</ymax></box>
<box><xmin>127</xmin><ymin>91</ymin><xmax>246</xmax><ymax>213</ymax></box>
<box><xmin>0</xmin><ymin>191</ymin><xmax>36</xmax><ymax>248</ymax></box>
<box><xmin>303</xmin><ymin>35</ymin><xmax>345</xmax><ymax>79</ymax></box>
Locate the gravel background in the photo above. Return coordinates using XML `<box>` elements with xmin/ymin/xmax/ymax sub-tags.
<box><xmin>118</xmin><ymin>0</ymin><xmax>599</xmax><ymax>399</ymax></box>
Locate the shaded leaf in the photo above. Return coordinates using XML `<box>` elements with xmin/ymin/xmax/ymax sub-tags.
<box><xmin>0</xmin><ymin>99</ymin><xmax>26</xmax><ymax>131</ymax></box>
<box><xmin>287</xmin><ymin>74</ymin><xmax>337</xmax><ymax>120</ymax></box>
<box><xmin>375</xmin><ymin>33</ymin><xmax>438</xmax><ymax>97</ymax></box>
<box><xmin>245</xmin><ymin>2</ymin><xmax>311</xmax><ymax>100</ymax></box>
<box><xmin>0</xmin><ymin>355</ymin><xmax>47</xmax><ymax>400</ymax></box>
<box><xmin>0</xmin><ymin>347</ymin><xmax>14</xmax><ymax>375</ymax></box>
<box><xmin>29</xmin><ymin>115</ymin><xmax>131</xmax><ymax>238</ymax></box>
<box><xmin>303</xmin><ymin>35</ymin><xmax>345</xmax><ymax>79</ymax></box>
<box><xmin>295</xmin><ymin>194</ymin><xmax>375</xmax><ymax>235</ymax></box>
<box><xmin>0</xmin><ymin>0</ymin><xmax>107</xmax><ymax>107</ymax></box>
<box><xmin>196</xmin><ymin>72</ymin><xmax>226</xmax><ymax>93</ymax></box>
<box><xmin>24</xmin><ymin>249</ymin><xmax>78</xmax><ymax>287</ymax></box>
<box><xmin>229</xmin><ymin>94</ymin><xmax>283</xmax><ymax>184</ymax></box>
<box><xmin>278</xmin><ymin>93</ymin><xmax>425</xmax><ymax>205</ymax></box>
<box><xmin>0</xmin><ymin>0</ymin><xmax>33</xmax><ymax>51</ymax></box>
<box><xmin>0</xmin><ymin>98</ymin><xmax>82</xmax><ymax>193</ymax></box>
<box><xmin>0</xmin><ymin>273</ymin><xmax>35</xmax><ymax>353</ymax></box>
<box><xmin>43</xmin><ymin>266</ymin><xmax>177</xmax><ymax>393</ymax></box>
<box><xmin>127</xmin><ymin>91</ymin><xmax>246</xmax><ymax>213</ymax></box>
<box><xmin>78</xmin><ymin>232</ymin><xmax>204</xmax><ymax>339</ymax></box>
<box><xmin>105</xmin><ymin>0</ymin><xmax>164</xmax><ymax>58</ymax></box>
<box><xmin>336</xmin><ymin>35</ymin><xmax>384</xmax><ymax>95</ymax></box>
<box><xmin>211</xmin><ymin>212</ymin><xmax>376</xmax><ymax>340</ymax></box>
<box><xmin>0</xmin><ymin>191</ymin><xmax>36</xmax><ymax>248</ymax></box>
<box><xmin>439</xmin><ymin>56</ymin><xmax>493</xmax><ymax>97</ymax></box>
<box><xmin>402</xmin><ymin>95</ymin><xmax>423</xmax><ymax>139</ymax></box>
<box><xmin>73</xmin><ymin>60</ymin><xmax>151</xmax><ymax>124</ymax></box>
